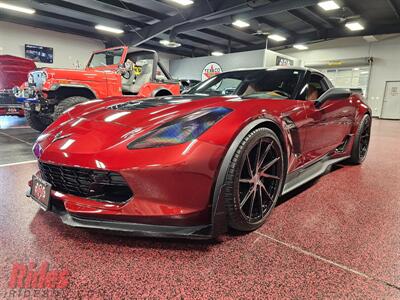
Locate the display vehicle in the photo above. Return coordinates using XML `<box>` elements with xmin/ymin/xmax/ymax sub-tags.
<box><xmin>0</xmin><ymin>55</ymin><xmax>36</xmax><ymax>117</ymax></box>
<box><xmin>27</xmin><ymin>67</ymin><xmax>371</xmax><ymax>239</ymax></box>
<box><xmin>15</xmin><ymin>47</ymin><xmax>180</xmax><ymax>131</ymax></box>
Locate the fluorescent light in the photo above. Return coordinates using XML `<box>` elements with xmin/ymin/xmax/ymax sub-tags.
<box><xmin>318</xmin><ymin>1</ymin><xmax>340</xmax><ymax>11</ymax></box>
<box><xmin>159</xmin><ymin>40</ymin><xmax>182</xmax><ymax>48</ymax></box>
<box><xmin>232</xmin><ymin>19</ymin><xmax>250</xmax><ymax>28</ymax></box>
<box><xmin>353</xmin><ymin>67</ymin><xmax>360</xmax><ymax>71</ymax></box>
<box><xmin>293</xmin><ymin>44</ymin><xmax>309</xmax><ymax>50</ymax></box>
<box><xmin>0</xmin><ymin>2</ymin><xmax>35</xmax><ymax>14</ymax></box>
<box><xmin>269</xmin><ymin>34</ymin><xmax>286</xmax><ymax>42</ymax></box>
<box><xmin>211</xmin><ymin>51</ymin><xmax>224</xmax><ymax>56</ymax></box>
<box><xmin>95</xmin><ymin>25</ymin><xmax>124</xmax><ymax>34</ymax></box>
<box><xmin>169</xmin><ymin>0</ymin><xmax>194</xmax><ymax>6</ymax></box>
<box><xmin>345</xmin><ymin>21</ymin><xmax>364</xmax><ymax>31</ymax></box>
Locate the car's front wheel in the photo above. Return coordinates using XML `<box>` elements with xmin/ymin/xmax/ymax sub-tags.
<box><xmin>54</xmin><ymin>96</ymin><xmax>89</xmax><ymax>120</ymax></box>
<box><xmin>223</xmin><ymin>128</ymin><xmax>285</xmax><ymax>232</ymax></box>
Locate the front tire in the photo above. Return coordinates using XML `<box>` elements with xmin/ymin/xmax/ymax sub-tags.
<box><xmin>223</xmin><ymin>128</ymin><xmax>285</xmax><ymax>232</ymax></box>
<box><xmin>349</xmin><ymin>114</ymin><xmax>371</xmax><ymax>164</ymax></box>
<box><xmin>53</xmin><ymin>96</ymin><xmax>88</xmax><ymax>120</ymax></box>
<box><xmin>25</xmin><ymin>110</ymin><xmax>49</xmax><ymax>132</ymax></box>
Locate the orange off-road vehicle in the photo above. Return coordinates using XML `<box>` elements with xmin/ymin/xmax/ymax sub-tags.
<box><xmin>15</xmin><ymin>46</ymin><xmax>180</xmax><ymax>131</ymax></box>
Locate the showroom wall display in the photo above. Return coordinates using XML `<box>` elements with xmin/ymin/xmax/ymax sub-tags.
<box><xmin>25</xmin><ymin>44</ymin><xmax>54</xmax><ymax>64</ymax></box>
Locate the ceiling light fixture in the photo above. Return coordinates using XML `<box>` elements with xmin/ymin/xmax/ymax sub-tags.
<box><xmin>232</xmin><ymin>19</ymin><xmax>250</xmax><ymax>28</ymax></box>
<box><xmin>169</xmin><ymin>0</ymin><xmax>194</xmax><ymax>6</ymax></box>
<box><xmin>269</xmin><ymin>34</ymin><xmax>287</xmax><ymax>42</ymax></box>
<box><xmin>293</xmin><ymin>44</ymin><xmax>309</xmax><ymax>50</ymax></box>
<box><xmin>318</xmin><ymin>1</ymin><xmax>340</xmax><ymax>11</ymax></box>
<box><xmin>95</xmin><ymin>25</ymin><xmax>124</xmax><ymax>34</ymax></box>
<box><xmin>159</xmin><ymin>39</ymin><xmax>182</xmax><ymax>48</ymax></box>
<box><xmin>0</xmin><ymin>2</ymin><xmax>35</xmax><ymax>14</ymax></box>
<box><xmin>345</xmin><ymin>21</ymin><xmax>364</xmax><ymax>31</ymax></box>
<box><xmin>211</xmin><ymin>51</ymin><xmax>224</xmax><ymax>56</ymax></box>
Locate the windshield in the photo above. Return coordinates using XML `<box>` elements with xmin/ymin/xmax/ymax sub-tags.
<box><xmin>88</xmin><ymin>48</ymin><xmax>124</xmax><ymax>68</ymax></box>
<box><xmin>187</xmin><ymin>69</ymin><xmax>304</xmax><ymax>99</ymax></box>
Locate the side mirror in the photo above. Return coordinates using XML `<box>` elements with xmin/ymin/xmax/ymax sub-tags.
<box><xmin>315</xmin><ymin>88</ymin><xmax>351</xmax><ymax>108</ymax></box>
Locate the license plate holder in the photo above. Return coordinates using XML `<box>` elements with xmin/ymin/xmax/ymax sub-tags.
<box><xmin>30</xmin><ymin>175</ymin><xmax>51</xmax><ymax>210</ymax></box>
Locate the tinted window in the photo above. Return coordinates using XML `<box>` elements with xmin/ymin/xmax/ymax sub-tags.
<box><xmin>188</xmin><ymin>69</ymin><xmax>303</xmax><ymax>99</ymax></box>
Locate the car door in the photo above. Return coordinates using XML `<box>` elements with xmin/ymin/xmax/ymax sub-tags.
<box><xmin>302</xmin><ymin>73</ymin><xmax>355</xmax><ymax>162</ymax></box>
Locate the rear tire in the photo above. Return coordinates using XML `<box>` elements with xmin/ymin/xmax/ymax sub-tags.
<box><xmin>25</xmin><ymin>110</ymin><xmax>48</xmax><ymax>132</ymax></box>
<box><xmin>54</xmin><ymin>96</ymin><xmax>88</xmax><ymax>120</ymax></box>
<box><xmin>223</xmin><ymin>128</ymin><xmax>285</xmax><ymax>232</ymax></box>
<box><xmin>349</xmin><ymin>114</ymin><xmax>371</xmax><ymax>164</ymax></box>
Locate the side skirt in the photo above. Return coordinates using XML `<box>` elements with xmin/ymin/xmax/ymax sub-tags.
<box><xmin>282</xmin><ymin>155</ymin><xmax>350</xmax><ymax>195</ymax></box>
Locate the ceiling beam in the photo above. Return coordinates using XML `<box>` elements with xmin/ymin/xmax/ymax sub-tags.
<box><xmin>302</xmin><ymin>6</ymin><xmax>336</xmax><ymax>28</ymax></box>
<box><xmin>199</xmin><ymin>28</ymin><xmax>253</xmax><ymax>46</ymax></box>
<box><xmin>286</xmin><ymin>9</ymin><xmax>320</xmax><ymax>31</ymax></box>
<box><xmin>37</xmin><ymin>0</ymin><xmax>144</xmax><ymax>28</ymax></box>
<box><xmin>386</xmin><ymin>0</ymin><xmax>400</xmax><ymax>19</ymax></box>
<box><xmin>234</xmin><ymin>23</ymin><xmax>400</xmax><ymax>52</ymax></box>
<box><xmin>122</xmin><ymin>0</ymin><xmax>251</xmax><ymax>46</ymax></box>
<box><xmin>0</xmin><ymin>11</ymin><xmax>106</xmax><ymax>41</ymax></box>
<box><xmin>96</xmin><ymin>0</ymin><xmax>167</xmax><ymax>20</ymax></box>
<box><xmin>169</xmin><ymin>0</ymin><xmax>320</xmax><ymax>39</ymax></box>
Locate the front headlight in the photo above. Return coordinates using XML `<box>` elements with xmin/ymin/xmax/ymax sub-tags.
<box><xmin>127</xmin><ymin>107</ymin><xmax>232</xmax><ymax>149</ymax></box>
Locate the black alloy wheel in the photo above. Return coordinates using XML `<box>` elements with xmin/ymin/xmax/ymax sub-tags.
<box><xmin>359</xmin><ymin>117</ymin><xmax>371</xmax><ymax>159</ymax></box>
<box><xmin>349</xmin><ymin>114</ymin><xmax>371</xmax><ymax>164</ymax></box>
<box><xmin>224</xmin><ymin>128</ymin><xmax>285</xmax><ymax>232</ymax></box>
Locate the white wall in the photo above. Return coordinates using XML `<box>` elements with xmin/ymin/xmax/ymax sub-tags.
<box><xmin>281</xmin><ymin>36</ymin><xmax>400</xmax><ymax>117</ymax></box>
<box><xmin>0</xmin><ymin>21</ymin><xmax>104</xmax><ymax>69</ymax></box>
<box><xmin>170</xmin><ymin>49</ymin><xmax>300</xmax><ymax>80</ymax></box>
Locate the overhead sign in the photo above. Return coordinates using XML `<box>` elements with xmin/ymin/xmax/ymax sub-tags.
<box><xmin>202</xmin><ymin>62</ymin><xmax>223</xmax><ymax>81</ymax></box>
<box><xmin>276</xmin><ymin>56</ymin><xmax>294</xmax><ymax>66</ymax></box>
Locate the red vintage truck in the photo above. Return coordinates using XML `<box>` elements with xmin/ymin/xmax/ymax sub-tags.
<box><xmin>15</xmin><ymin>46</ymin><xmax>180</xmax><ymax>131</ymax></box>
<box><xmin>0</xmin><ymin>55</ymin><xmax>36</xmax><ymax>117</ymax></box>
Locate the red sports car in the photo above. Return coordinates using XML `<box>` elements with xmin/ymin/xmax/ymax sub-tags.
<box><xmin>28</xmin><ymin>67</ymin><xmax>371</xmax><ymax>239</ymax></box>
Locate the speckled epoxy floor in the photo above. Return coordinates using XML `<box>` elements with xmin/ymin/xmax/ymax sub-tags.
<box><xmin>0</xmin><ymin>119</ymin><xmax>399</xmax><ymax>299</ymax></box>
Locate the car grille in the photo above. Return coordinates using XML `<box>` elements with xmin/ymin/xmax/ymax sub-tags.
<box><xmin>39</xmin><ymin>162</ymin><xmax>133</xmax><ymax>203</ymax></box>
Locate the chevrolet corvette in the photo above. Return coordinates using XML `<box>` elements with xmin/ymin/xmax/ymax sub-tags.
<box><xmin>28</xmin><ymin>67</ymin><xmax>371</xmax><ymax>239</ymax></box>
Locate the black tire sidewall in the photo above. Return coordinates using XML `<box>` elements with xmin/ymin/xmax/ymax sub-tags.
<box><xmin>350</xmin><ymin>114</ymin><xmax>371</xmax><ymax>164</ymax></box>
<box><xmin>25</xmin><ymin>110</ymin><xmax>48</xmax><ymax>132</ymax></box>
<box><xmin>54</xmin><ymin>96</ymin><xmax>89</xmax><ymax>120</ymax></box>
<box><xmin>224</xmin><ymin>128</ymin><xmax>285</xmax><ymax>232</ymax></box>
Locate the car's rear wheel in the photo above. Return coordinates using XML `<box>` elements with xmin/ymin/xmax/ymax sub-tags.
<box><xmin>349</xmin><ymin>114</ymin><xmax>371</xmax><ymax>164</ymax></box>
<box><xmin>224</xmin><ymin>128</ymin><xmax>285</xmax><ymax>232</ymax></box>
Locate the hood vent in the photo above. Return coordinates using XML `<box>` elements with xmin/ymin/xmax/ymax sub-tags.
<box><xmin>108</xmin><ymin>95</ymin><xmax>209</xmax><ymax>111</ymax></box>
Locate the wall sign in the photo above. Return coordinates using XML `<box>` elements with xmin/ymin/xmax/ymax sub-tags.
<box><xmin>201</xmin><ymin>62</ymin><xmax>223</xmax><ymax>81</ymax></box>
<box><xmin>25</xmin><ymin>44</ymin><xmax>54</xmax><ymax>64</ymax></box>
<box><xmin>276</xmin><ymin>56</ymin><xmax>294</xmax><ymax>66</ymax></box>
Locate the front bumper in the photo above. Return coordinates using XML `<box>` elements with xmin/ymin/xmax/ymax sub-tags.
<box><xmin>29</xmin><ymin>139</ymin><xmax>230</xmax><ymax>238</ymax></box>
<box><xmin>26</xmin><ymin>187</ymin><xmax>215</xmax><ymax>239</ymax></box>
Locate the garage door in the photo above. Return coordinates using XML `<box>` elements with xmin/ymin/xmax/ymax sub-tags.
<box><xmin>381</xmin><ymin>81</ymin><xmax>400</xmax><ymax>119</ymax></box>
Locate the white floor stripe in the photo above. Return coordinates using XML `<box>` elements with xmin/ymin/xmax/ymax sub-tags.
<box><xmin>0</xmin><ymin>131</ymin><xmax>33</xmax><ymax>146</ymax></box>
<box><xmin>254</xmin><ymin>231</ymin><xmax>400</xmax><ymax>290</ymax></box>
<box><xmin>0</xmin><ymin>160</ymin><xmax>36</xmax><ymax>168</ymax></box>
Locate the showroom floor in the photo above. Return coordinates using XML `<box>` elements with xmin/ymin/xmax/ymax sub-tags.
<box><xmin>0</xmin><ymin>117</ymin><xmax>399</xmax><ymax>299</ymax></box>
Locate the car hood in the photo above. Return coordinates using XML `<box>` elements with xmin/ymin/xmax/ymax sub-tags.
<box><xmin>37</xmin><ymin>95</ymin><xmax>238</xmax><ymax>156</ymax></box>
